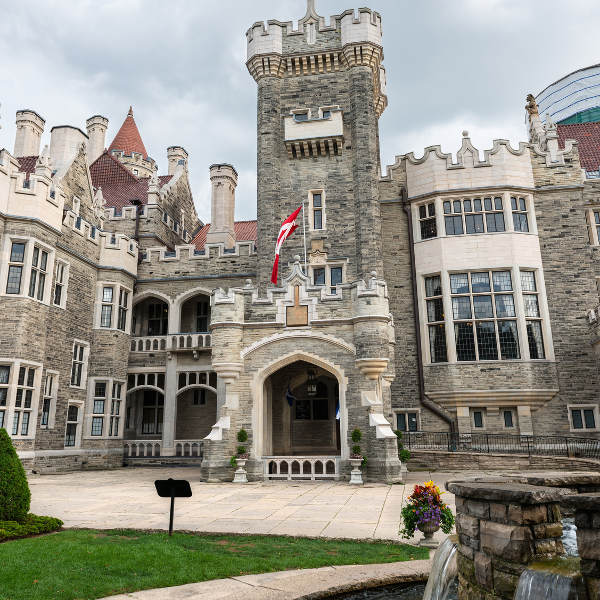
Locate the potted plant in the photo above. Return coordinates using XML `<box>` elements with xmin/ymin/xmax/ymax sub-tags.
<box><xmin>400</xmin><ymin>480</ymin><xmax>454</xmax><ymax>548</ymax></box>
<box><xmin>231</xmin><ymin>429</ymin><xmax>249</xmax><ymax>483</ymax></box>
<box><xmin>349</xmin><ymin>428</ymin><xmax>364</xmax><ymax>485</ymax></box>
<box><xmin>394</xmin><ymin>430</ymin><xmax>411</xmax><ymax>476</ymax></box>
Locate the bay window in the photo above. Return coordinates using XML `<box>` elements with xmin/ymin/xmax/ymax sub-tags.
<box><xmin>511</xmin><ymin>197</ymin><xmax>529</xmax><ymax>232</ymax></box>
<box><xmin>95</xmin><ymin>283</ymin><xmax>132</xmax><ymax>331</ymax></box>
<box><xmin>425</xmin><ymin>275</ymin><xmax>447</xmax><ymax>363</ymax></box>
<box><xmin>444</xmin><ymin>197</ymin><xmax>505</xmax><ymax>236</ymax></box>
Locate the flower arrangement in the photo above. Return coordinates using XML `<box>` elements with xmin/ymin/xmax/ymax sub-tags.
<box><xmin>400</xmin><ymin>480</ymin><xmax>454</xmax><ymax>539</ymax></box>
<box><xmin>230</xmin><ymin>429</ymin><xmax>249</xmax><ymax>468</ymax></box>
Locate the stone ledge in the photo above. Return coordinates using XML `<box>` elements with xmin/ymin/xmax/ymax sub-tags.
<box><xmin>562</xmin><ymin>492</ymin><xmax>600</xmax><ymax>511</ymax></box>
<box><xmin>447</xmin><ymin>481</ymin><xmax>570</xmax><ymax>504</ymax></box>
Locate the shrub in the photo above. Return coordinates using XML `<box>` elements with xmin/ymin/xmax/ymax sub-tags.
<box><xmin>351</xmin><ymin>428</ymin><xmax>362</xmax><ymax>444</ymax></box>
<box><xmin>0</xmin><ymin>513</ymin><xmax>63</xmax><ymax>542</ymax></box>
<box><xmin>237</xmin><ymin>429</ymin><xmax>248</xmax><ymax>443</ymax></box>
<box><xmin>0</xmin><ymin>428</ymin><xmax>31</xmax><ymax>522</ymax></box>
<box><xmin>394</xmin><ymin>430</ymin><xmax>411</xmax><ymax>463</ymax></box>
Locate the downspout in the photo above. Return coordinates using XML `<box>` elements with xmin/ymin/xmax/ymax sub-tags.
<box><xmin>402</xmin><ymin>190</ymin><xmax>456</xmax><ymax>432</ymax></box>
<box><xmin>131</xmin><ymin>199</ymin><xmax>142</xmax><ymax>264</ymax></box>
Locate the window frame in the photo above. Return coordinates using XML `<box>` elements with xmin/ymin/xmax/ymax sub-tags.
<box><xmin>310</xmin><ymin>263</ymin><xmax>346</xmax><ymax>295</ymax></box>
<box><xmin>568</xmin><ymin>404</ymin><xmax>600</xmax><ymax>432</ymax></box>
<box><xmin>308</xmin><ymin>190</ymin><xmax>326</xmax><ymax>231</ymax></box>
<box><xmin>502</xmin><ymin>408</ymin><xmax>517</xmax><ymax>430</ymax></box>
<box><xmin>69</xmin><ymin>340</ymin><xmax>90</xmax><ymax>389</ymax></box>
<box><xmin>471</xmin><ymin>409</ymin><xmax>486</xmax><ymax>430</ymax></box>
<box><xmin>418</xmin><ymin>202</ymin><xmax>437</xmax><ymax>240</ymax></box>
<box><xmin>95</xmin><ymin>282</ymin><xmax>132</xmax><ymax>332</ymax></box>
<box><xmin>395</xmin><ymin>410</ymin><xmax>420</xmax><ymax>433</ymax></box>
<box><xmin>443</xmin><ymin>196</ymin><xmax>506</xmax><ymax>237</ymax></box>
<box><xmin>85</xmin><ymin>377</ymin><xmax>126</xmax><ymax>439</ymax></box>
<box><xmin>52</xmin><ymin>259</ymin><xmax>69</xmax><ymax>309</ymax></box>
<box><xmin>64</xmin><ymin>401</ymin><xmax>84</xmax><ymax>448</ymax></box>
<box><xmin>40</xmin><ymin>370</ymin><xmax>59</xmax><ymax>429</ymax></box>
<box><xmin>424</xmin><ymin>274</ymin><xmax>448</xmax><ymax>363</ymax></box>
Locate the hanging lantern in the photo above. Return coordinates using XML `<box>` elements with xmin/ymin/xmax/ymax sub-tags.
<box><xmin>307</xmin><ymin>369</ymin><xmax>317</xmax><ymax>396</ymax></box>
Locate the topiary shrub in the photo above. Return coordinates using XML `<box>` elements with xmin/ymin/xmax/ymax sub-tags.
<box><xmin>0</xmin><ymin>428</ymin><xmax>31</xmax><ymax>522</ymax></box>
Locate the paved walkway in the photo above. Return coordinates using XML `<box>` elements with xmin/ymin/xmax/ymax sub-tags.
<box><xmin>28</xmin><ymin>466</ymin><xmax>490</xmax><ymax>544</ymax></box>
<box><xmin>98</xmin><ymin>560</ymin><xmax>431</xmax><ymax>599</ymax></box>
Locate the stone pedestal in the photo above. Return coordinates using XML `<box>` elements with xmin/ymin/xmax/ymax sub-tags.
<box><xmin>349</xmin><ymin>458</ymin><xmax>363</xmax><ymax>485</ymax></box>
<box><xmin>233</xmin><ymin>459</ymin><xmax>248</xmax><ymax>483</ymax></box>
<box><xmin>447</xmin><ymin>479</ymin><xmax>569</xmax><ymax>600</ymax></box>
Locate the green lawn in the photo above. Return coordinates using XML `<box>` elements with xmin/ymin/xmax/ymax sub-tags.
<box><xmin>0</xmin><ymin>529</ymin><xmax>428</xmax><ymax>600</ymax></box>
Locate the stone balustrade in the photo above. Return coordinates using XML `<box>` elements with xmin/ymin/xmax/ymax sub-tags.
<box><xmin>447</xmin><ymin>479</ymin><xmax>570</xmax><ymax>600</ymax></box>
<box><xmin>130</xmin><ymin>333</ymin><xmax>211</xmax><ymax>353</ymax></box>
<box><xmin>124</xmin><ymin>439</ymin><xmax>203</xmax><ymax>459</ymax></box>
<box><xmin>264</xmin><ymin>456</ymin><xmax>340</xmax><ymax>480</ymax></box>
<box><xmin>563</xmin><ymin>493</ymin><xmax>600</xmax><ymax>600</ymax></box>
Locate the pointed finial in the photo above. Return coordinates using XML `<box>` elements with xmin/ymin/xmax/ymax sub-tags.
<box><xmin>462</xmin><ymin>130</ymin><xmax>469</xmax><ymax>138</ymax></box>
<box><xmin>128</xmin><ymin>106</ymin><xmax>133</xmax><ymax>116</ymax></box>
<box><xmin>305</xmin><ymin>0</ymin><xmax>319</xmax><ymax>19</ymax></box>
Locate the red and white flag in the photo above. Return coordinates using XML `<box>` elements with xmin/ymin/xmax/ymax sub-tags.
<box><xmin>271</xmin><ymin>206</ymin><xmax>302</xmax><ymax>284</ymax></box>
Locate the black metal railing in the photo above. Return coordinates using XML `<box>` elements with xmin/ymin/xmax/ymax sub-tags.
<box><xmin>402</xmin><ymin>431</ymin><xmax>600</xmax><ymax>460</ymax></box>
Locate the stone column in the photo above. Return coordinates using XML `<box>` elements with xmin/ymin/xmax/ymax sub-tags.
<box><xmin>161</xmin><ymin>354</ymin><xmax>178</xmax><ymax>456</ymax></box>
<box><xmin>447</xmin><ymin>479</ymin><xmax>568</xmax><ymax>600</ymax></box>
<box><xmin>564</xmin><ymin>493</ymin><xmax>600</xmax><ymax>600</ymax></box>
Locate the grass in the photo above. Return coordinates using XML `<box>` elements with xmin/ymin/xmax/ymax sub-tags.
<box><xmin>0</xmin><ymin>528</ymin><xmax>429</xmax><ymax>600</ymax></box>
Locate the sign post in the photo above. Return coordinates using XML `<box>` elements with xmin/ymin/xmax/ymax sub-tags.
<box><xmin>154</xmin><ymin>478</ymin><xmax>192</xmax><ymax>536</ymax></box>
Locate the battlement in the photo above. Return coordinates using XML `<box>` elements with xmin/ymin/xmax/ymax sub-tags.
<box><xmin>110</xmin><ymin>149</ymin><xmax>156</xmax><ymax>178</ymax></box>
<box><xmin>246</xmin><ymin>4</ymin><xmax>382</xmax><ymax>65</ymax></box>
<box><xmin>382</xmin><ymin>132</ymin><xmax>540</xmax><ymax>197</ymax></box>
<box><xmin>141</xmin><ymin>239</ymin><xmax>256</xmax><ymax>264</ymax></box>
<box><xmin>0</xmin><ymin>148</ymin><xmax>65</xmax><ymax>231</ymax></box>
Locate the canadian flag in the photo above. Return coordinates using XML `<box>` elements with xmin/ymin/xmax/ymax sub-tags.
<box><xmin>271</xmin><ymin>206</ymin><xmax>302</xmax><ymax>284</ymax></box>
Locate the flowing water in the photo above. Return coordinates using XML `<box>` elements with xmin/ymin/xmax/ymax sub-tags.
<box><xmin>514</xmin><ymin>569</ymin><xmax>579</xmax><ymax>600</ymax></box>
<box><xmin>562</xmin><ymin>518</ymin><xmax>579</xmax><ymax>557</ymax></box>
<box><xmin>422</xmin><ymin>537</ymin><xmax>458</xmax><ymax>600</ymax></box>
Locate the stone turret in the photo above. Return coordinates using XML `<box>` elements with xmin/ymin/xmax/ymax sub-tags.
<box><xmin>86</xmin><ymin>115</ymin><xmax>109</xmax><ymax>165</ymax></box>
<box><xmin>206</xmin><ymin>163</ymin><xmax>237</xmax><ymax>248</ymax></box>
<box><xmin>167</xmin><ymin>146</ymin><xmax>188</xmax><ymax>175</ymax></box>
<box><xmin>14</xmin><ymin>109</ymin><xmax>45</xmax><ymax>157</ymax></box>
<box><xmin>49</xmin><ymin>125</ymin><xmax>88</xmax><ymax>177</ymax></box>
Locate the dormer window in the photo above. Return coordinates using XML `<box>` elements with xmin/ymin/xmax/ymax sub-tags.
<box><xmin>322</xmin><ymin>110</ymin><xmax>331</xmax><ymax>119</ymax></box>
<box><xmin>133</xmin><ymin>169</ymin><xmax>139</xmax><ymax>175</ymax></box>
<box><xmin>294</xmin><ymin>112</ymin><xmax>309</xmax><ymax>123</ymax></box>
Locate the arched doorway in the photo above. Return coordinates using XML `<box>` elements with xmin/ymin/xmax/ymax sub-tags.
<box><xmin>132</xmin><ymin>296</ymin><xmax>169</xmax><ymax>337</ymax></box>
<box><xmin>180</xmin><ymin>293</ymin><xmax>211</xmax><ymax>333</ymax></box>
<box><xmin>262</xmin><ymin>360</ymin><xmax>342</xmax><ymax>457</ymax></box>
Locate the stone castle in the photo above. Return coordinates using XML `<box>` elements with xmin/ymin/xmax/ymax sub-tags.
<box><xmin>1</xmin><ymin>1</ymin><xmax>599</xmax><ymax>481</ymax></box>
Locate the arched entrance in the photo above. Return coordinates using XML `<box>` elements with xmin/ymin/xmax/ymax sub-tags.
<box><xmin>266</xmin><ymin>361</ymin><xmax>340</xmax><ymax>456</ymax></box>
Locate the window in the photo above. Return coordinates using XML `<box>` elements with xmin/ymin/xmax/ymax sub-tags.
<box><xmin>53</xmin><ymin>261</ymin><xmax>68</xmax><ymax>307</ymax></box>
<box><xmin>70</xmin><ymin>342</ymin><xmax>88</xmax><ymax>387</ymax></box>
<box><xmin>6</xmin><ymin>241</ymin><xmax>25</xmax><ymax>294</ymax></box>
<box><xmin>444</xmin><ymin>197</ymin><xmax>505</xmax><ymax>236</ymax></box>
<box><xmin>425</xmin><ymin>275</ymin><xmax>447</xmax><ymax>363</ymax></box>
<box><xmin>397</xmin><ymin>412</ymin><xmax>418</xmax><ymax>432</ymax></box>
<box><xmin>118</xmin><ymin>289</ymin><xmax>128</xmax><ymax>331</ymax></box>
<box><xmin>65</xmin><ymin>404</ymin><xmax>80</xmax><ymax>447</ymax></box>
<box><xmin>322</xmin><ymin>110</ymin><xmax>331</xmax><ymax>119</ymax></box>
<box><xmin>193</xmin><ymin>389</ymin><xmax>206</xmax><ymax>406</ymax></box>
<box><xmin>503</xmin><ymin>409</ymin><xmax>515</xmax><ymax>429</ymax></box>
<box><xmin>28</xmin><ymin>246</ymin><xmax>48</xmax><ymax>301</ymax></box>
<box><xmin>294</xmin><ymin>382</ymin><xmax>329</xmax><ymax>421</ymax></box>
<box><xmin>511</xmin><ymin>197</ymin><xmax>529</xmax><ymax>232</ymax></box>
<box><xmin>148</xmin><ymin>303</ymin><xmax>168</xmax><ymax>335</ymax></box>
<box><xmin>142</xmin><ymin>390</ymin><xmax>163</xmax><ymax>434</ymax></box>
<box><xmin>109</xmin><ymin>382</ymin><xmax>122</xmax><ymax>437</ymax></box>
<box><xmin>93</xmin><ymin>381</ymin><xmax>106</xmax><ymax>415</ymax></box>
<box><xmin>196</xmin><ymin>301</ymin><xmax>209</xmax><ymax>332</ymax></box>
<box><xmin>0</xmin><ymin>365</ymin><xmax>9</xmax><ymax>429</ymax></box>
<box><xmin>312</xmin><ymin>193</ymin><xmax>323</xmax><ymax>230</ymax></box>
<box><xmin>472</xmin><ymin>410</ymin><xmax>484</xmax><ymax>429</ymax></box>
<box><xmin>569</xmin><ymin>406</ymin><xmax>598</xmax><ymax>431</ymax></box>
<box><xmin>133</xmin><ymin>169</ymin><xmax>139</xmax><ymax>175</ymax></box>
<box><xmin>294</xmin><ymin>112</ymin><xmax>309</xmax><ymax>122</ymax></box>
<box><xmin>313</xmin><ymin>268</ymin><xmax>325</xmax><ymax>286</ymax></box>
<box><xmin>451</xmin><ymin>270</ymin><xmax>520</xmax><ymax>361</ymax></box>
<box><xmin>593</xmin><ymin>211</ymin><xmax>600</xmax><ymax>244</ymax></box>
<box><xmin>41</xmin><ymin>371</ymin><xmax>58</xmax><ymax>428</ymax></box>
<box><xmin>13</xmin><ymin>365</ymin><xmax>36</xmax><ymax>436</ymax></box>
<box><xmin>101</xmin><ymin>287</ymin><xmax>113</xmax><ymax>328</ymax></box>
<box><xmin>419</xmin><ymin>203</ymin><xmax>437</xmax><ymax>240</ymax></box>
<box><xmin>521</xmin><ymin>271</ymin><xmax>545</xmax><ymax>359</ymax></box>
<box><xmin>330</xmin><ymin>266</ymin><xmax>343</xmax><ymax>294</ymax></box>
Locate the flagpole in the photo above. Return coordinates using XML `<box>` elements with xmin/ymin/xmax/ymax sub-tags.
<box><xmin>302</xmin><ymin>199</ymin><xmax>308</xmax><ymax>276</ymax></box>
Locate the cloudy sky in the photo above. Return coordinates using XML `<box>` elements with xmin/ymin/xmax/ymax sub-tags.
<box><xmin>1</xmin><ymin>0</ymin><xmax>599</xmax><ymax>222</ymax></box>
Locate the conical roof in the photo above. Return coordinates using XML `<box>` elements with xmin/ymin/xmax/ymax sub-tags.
<box><xmin>108</xmin><ymin>106</ymin><xmax>148</xmax><ymax>158</ymax></box>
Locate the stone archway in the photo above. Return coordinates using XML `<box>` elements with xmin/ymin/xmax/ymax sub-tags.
<box><xmin>252</xmin><ymin>352</ymin><xmax>349</xmax><ymax>460</ymax></box>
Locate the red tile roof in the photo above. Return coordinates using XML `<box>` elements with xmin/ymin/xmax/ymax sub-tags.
<box><xmin>192</xmin><ymin>220</ymin><xmax>257</xmax><ymax>250</ymax></box>
<box><xmin>89</xmin><ymin>151</ymin><xmax>172</xmax><ymax>210</ymax></box>
<box><xmin>16</xmin><ymin>155</ymin><xmax>38</xmax><ymax>179</ymax></box>
<box><xmin>557</xmin><ymin>122</ymin><xmax>600</xmax><ymax>172</ymax></box>
<box><xmin>108</xmin><ymin>106</ymin><xmax>148</xmax><ymax>158</ymax></box>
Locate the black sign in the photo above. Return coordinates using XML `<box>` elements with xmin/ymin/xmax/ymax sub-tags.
<box><xmin>154</xmin><ymin>478</ymin><xmax>192</xmax><ymax>535</ymax></box>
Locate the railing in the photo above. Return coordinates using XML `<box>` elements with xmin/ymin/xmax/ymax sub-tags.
<box><xmin>403</xmin><ymin>432</ymin><xmax>600</xmax><ymax>460</ymax></box>
<box><xmin>264</xmin><ymin>456</ymin><xmax>340</xmax><ymax>480</ymax></box>
<box><xmin>130</xmin><ymin>333</ymin><xmax>211</xmax><ymax>353</ymax></box>
<box><xmin>123</xmin><ymin>440</ymin><xmax>203</xmax><ymax>459</ymax></box>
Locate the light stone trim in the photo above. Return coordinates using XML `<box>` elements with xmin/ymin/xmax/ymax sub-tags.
<box><xmin>426</xmin><ymin>389</ymin><xmax>560</xmax><ymax>409</ymax></box>
<box><xmin>240</xmin><ymin>330</ymin><xmax>356</xmax><ymax>359</ymax></box>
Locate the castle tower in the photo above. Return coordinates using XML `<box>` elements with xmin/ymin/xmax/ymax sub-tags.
<box><xmin>206</xmin><ymin>163</ymin><xmax>237</xmax><ymax>247</ymax></box>
<box><xmin>246</xmin><ymin>0</ymin><xmax>387</xmax><ymax>285</ymax></box>
<box><xmin>14</xmin><ymin>109</ymin><xmax>45</xmax><ymax>157</ymax></box>
<box><xmin>108</xmin><ymin>107</ymin><xmax>156</xmax><ymax>177</ymax></box>
<box><xmin>167</xmin><ymin>145</ymin><xmax>188</xmax><ymax>175</ymax></box>
<box><xmin>86</xmin><ymin>115</ymin><xmax>109</xmax><ymax>164</ymax></box>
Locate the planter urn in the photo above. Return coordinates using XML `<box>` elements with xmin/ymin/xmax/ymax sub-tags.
<box><xmin>349</xmin><ymin>457</ymin><xmax>363</xmax><ymax>485</ymax></box>
<box><xmin>233</xmin><ymin>458</ymin><xmax>248</xmax><ymax>483</ymax></box>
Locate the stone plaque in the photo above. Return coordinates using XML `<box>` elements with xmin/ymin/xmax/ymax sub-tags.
<box><xmin>286</xmin><ymin>285</ymin><xmax>308</xmax><ymax>327</ymax></box>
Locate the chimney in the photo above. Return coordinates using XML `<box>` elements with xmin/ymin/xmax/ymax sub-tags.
<box><xmin>167</xmin><ymin>146</ymin><xmax>188</xmax><ymax>175</ymax></box>
<box><xmin>86</xmin><ymin>115</ymin><xmax>109</xmax><ymax>164</ymax></box>
<box><xmin>206</xmin><ymin>163</ymin><xmax>237</xmax><ymax>248</ymax></box>
<box><xmin>49</xmin><ymin>125</ymin><xmax>88</xmax><ymax>177</ymax></box>
<box><xmin>14</xmin><ymin>109</ymin><xmax>45</xmax><ymax>157</ymax></box>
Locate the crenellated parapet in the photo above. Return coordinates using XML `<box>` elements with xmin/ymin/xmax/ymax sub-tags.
<box><xmin>0</xmin><ymin>148</ymin><xmax>65</xmax><ymax>231</ymax></box>
<box><xmin>109</xmin><ymin>149</ymin><xmax>156</xmax><ymax>178</ymax></box>
<box><xmin>382</xmin><ymin>132</ymin><xmax>536</xmax><ymax>198</ymax></box>
<box><xmin>246</xmin><ymin>4</ymin><xmax>386</xmax><ymax>116</ymax></box>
